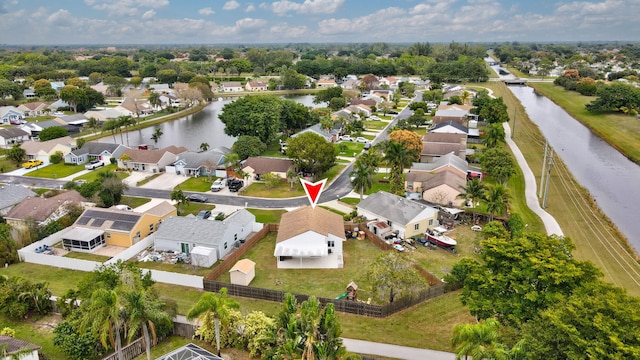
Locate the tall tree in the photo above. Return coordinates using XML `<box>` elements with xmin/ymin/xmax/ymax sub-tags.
<box><xmin>122</xmin><ymin>286</ymin><xmax>172</xmax><ymax>360</ymax></box>
<box><xmin>481</xmin><ymin>123</ymin><xmax>506</xmax><ymax>148</ymax></box>
<box><xmin>382</xmin><ymin>140</ymin><xmax>418</xmax><ymax>195</ymax></box>
<box><xmin>81</xmin><ymin>289</ymin><xmax>125</xmax><ymax>360</ymax></box>
<box><xmin>150</xmin><ymin>127</ymin><xmax>163</xmax><ymax>144</ymax></box>
<box><xmin>219</xmin><ymin>95</ymin><xmax>284</xmax><ymax>145</ymax></box>
<box><xmin>484</xmin><ymin>184</ymin><xmax>510</xmax><ymax>221</ymax></box>
<box><xmin>367</xmin><ymin>252</ymin><xmax>427</xmax><ymax>303</ymax></box>
<box><xmin>170</xmin><ymin>189</ymin><xmax>189</xmax><ymax>215</ymax></box>
<box><xmin>351</xmin><ymin>159</ymin><xmax>375</xmax><ymax>200</ymax></box>
<box><xmin>199</xmin><ymin>142</ymin><xmax>210</xmax><ymax>152</ymax></box>
<box><xmin>7</xmin><ymin>143</ymin><xmax>26</xmax><ymax>166</ymax></box>
<box><xmin>451</xmin><ymin>318</ymin><xmax>506</xmax><ymax>360</ymax></box>
<box><xmin>148</xmin><ymin>92</ymin><xmax>162</xmax><ymax>110</ymax></box>
<box><xmin>286</xmin><ymin>132</ymin><xmax>336</xmax><ymax>179</ymax></box>
<box><xmin>187</xmin><ymin>288</ymin><xmax>239</xmax><ymax>356</ymax></box>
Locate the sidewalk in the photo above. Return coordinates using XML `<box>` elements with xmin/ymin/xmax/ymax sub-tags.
<box><xmin>342</xmin><ymin>338</ymin><xmax>455</xmax><ymax>360</ymax></box>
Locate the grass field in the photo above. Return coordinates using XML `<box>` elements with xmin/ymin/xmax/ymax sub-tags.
<box><xmin>24</xmin><ymin>163</ymin><xmax>84</xmax><ymax>179</ymax></box>
<box><xmin>73</xmin><ymin>164</ymin><xmax>129</xmax><ymax>182</ymax></box>
<box><xmin>242</xmin><ymin>180</ymin><xmax>306</xmax><ymax>198</ymax></box>
<box><xmin>120</xmin><ymin>195</ymin><xmax>152</xmax><ymax>208</ymax></box>
<box><xmin>64</xmin><ymin>251</ymin><xmax>111</xmax><ymax>262</ymax></box>
<box><xmin>179</xmin><ymin>202</ymin><xmax>215</xmax><ymax>216</ymax></box>
<box><xmin>481</xmin><ymin>81</ymin><xmax>640</xmax><ymax>296</ymax></box>
<box><xmin>363</xmin><ymin>120</ymin><xmax>389</xmax><ymax>130</ymax></box>
<box><xmin>0</xmin><ymin>314</ymin><xmax>67</xmax><ymax>360</ymax></box>
<box><xmin>175</xmin><ymin>176</ymin><xmax>217</xmax><ymax>192</ymax></box>
<box><xmin>246</xmin><ymin>208</ymin><xmax>287</xmax><ymax>223</ymax></box>
<box><xmin>130</xmin><ymin>260</ymin><xmax>213</xmax><ymax>277</ymax></box>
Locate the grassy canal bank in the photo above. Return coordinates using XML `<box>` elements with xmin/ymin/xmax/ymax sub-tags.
<box><xmin>482</xmin><ymin>81</ymin><xmax>640</xmax><ymax>296</ymax></box>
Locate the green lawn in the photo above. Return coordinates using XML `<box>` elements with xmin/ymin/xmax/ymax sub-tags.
<box><xmin>0</xmin><ymin>263</ymin><xmax>88</xmax><ymax>296</ymax></box>
<box><xmin>120</xmin><ymin>196</ymin><xmax>152</xmax><ymax>208</ymax></box>
<box><xmin>0</xmin><ymin>314</ymin><xmax>68</xmax><ymax>360</ymax></box>
<box><xmin>24</xmin><ymin>163</ymin><xmax>84</xmax><ymax>179</ymax></box>
<box><xmin>136</xmin><ymin>173</ymin><xmax>162</xmax><ymax>186</ymax></box>
<box><xmin>215</xmin><ymin>232</ymin><xmax>386</xmax><ymax>301</ymax></box>
<box><xmin>246</xmin><ymin>208</ymin><xmax>287</xmax><ymax>223</ymax></box>
<box><xmin>339</xmin><ymin>197</ymin><xmax>361</xmax><ymax>206</ymax></box>
<box><xmin>366</xmin><ymin>173</ymin><xmax>392</xmax><ymax>194</ymax></box>
<box><xmin>0</xmin><ymin>157</ymin><xmax>18</xmax><ymax>173</ymax></box>
<box><xmin>242</xmin><ymin>180</ymin><xmax>306</xmax><ymax>198</ymax></box>
<box><xmin>64</xmin><ymin>252</ymin><xmax>111</xmax><ymax>262</ymax></box>
<box><xmin>174</xmin><ymin>176</ymin><xmax>217</xmax><ymax>192</ymax></box>
<box><xmin>178</xmin><ymin>202</ymin><xmax>215</xmax><ymax>216</ymax></box>
<box><xmin>130</xmin><ymin>260</ymin><xmax>213</xmax><ymax>277</ymax></box>
<box><xmin>363</xmin><ymin>120</ymin><xmax>388</xmax><ymax>130</ymax></box>
<box><xmin>335</xmin><ymin>141</ymin><xmax>365</xmax><ymax>156</ymax></box>
<box><xmin>73</xmin><ymin>164</ymin><xmax>129</xmax><ymax>182</ymax></box>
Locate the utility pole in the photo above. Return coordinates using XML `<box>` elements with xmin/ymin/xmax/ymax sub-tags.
<box><xmin>539</xmin><ymin>139</ymin><xmax>548</xmax><ymax>198</ymax></box>
<box><xmin>542</xmin><ymin>151</ymin><xmax>554</xmax><ymax>209</ymax></box>
<box><xmin>511</xmin><ymin>109</ymin><xmax>516</xmax><ymax>138</ymax></box>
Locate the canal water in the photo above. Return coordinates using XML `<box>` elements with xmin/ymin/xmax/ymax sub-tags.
<box><xmin>507</xmin><ymin>85</ymin><xmax>640</xmax><ymax>251</ymax></box>
<box><xmin>99</xmin><ymin>95</ymin><xmax>321</xmax><ymax>151</ymax></box>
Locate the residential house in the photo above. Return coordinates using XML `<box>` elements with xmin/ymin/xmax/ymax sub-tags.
<box><xmin>55</xmin><ymin>114</ymin><xmax>89</xmax><ymax>128</ymax></box>
<box><xmin>90</xmin><ymin>83</ymin><xmax>109</xmax><ymax>95</ymax></box>
<box><xmin>210</xmin><ymin>82</ymin><xmax>219</xmax><ymax>92</ymax></box>
<box><xmin>242</xmin><ymin>156</ymin><xmax>293</xmax><ymax>179</ymax></box>
<box><xmin>370</xmin><ymin>89</ymin><xmax>394</xmax><ymax>101</ymax></box>
<box><xmin>357</xmin><ymin>191</ymin><xmax>438</xmax><ymax>240</ymax></box>
<box><xmin>153</xmin><ymin>209</ymin><xmax>256</xmax><ymax>260</ymax></box>
<box><xmin>22</xmin><ymin>88</ymin><xmax>37</xmax><ymax>99</ymax></box>
<box><xmin>340</xmin><ymin>79</ymin><xmax>360</xmax><ymax>90</ymax></box>
<box><xmin>245</xmin><ymin>81</ymin><xmax>268</xmax><ymax>92</ymax></box>
<box><xmin>17</xmin><ymin>102</ymin><xmax>48</xmax><ymax>118</ymax></box>
<box><xmin>291</xmin><ymin>123</ymin><xmax>338</xmax><ymax>143</ymax></box>
<box><xmin>21</xmin><ymin>119</ymin><xmax>79</xmax><ymax>137</ymax></box>
<box><xmin>64</xmin><ymin>142</ymin><xmax>128</xmax><ymax>165</ymax></box>
<box><xmin>378</xmin><ymin>76</ymin><xmax>397</xmax><ymax>88</ymax></box>
<box><xmin>275</xmin><ymin>206</ymin><xmax>346</xmax><ymax>269</ymax></box>
<box><xmin>50</xmin><ymin>81</ymin><xmax>65</xmax><ymax>91</ymax></box>
<box><xmin>405</xmin><ymin>168</ymin><xmax>467</xmax><ymax>207</ymax></box>
<box><xmin>157</xmin><ymin>343</ymin><xmax>223</xmax><ymax>360</ymax></box>
<box><xmin>47</xmin><ymin>99</ymin><xmax>69</xmax><ymax>111</ymax></box>
<box><xmin>118</xmin><ymin>145</ymin><xmax>187</xmax><ymax>173</ymax></box>
<box><xmin>229</xmin><ymin>259</ymin><xmax>256</xmax><ymax>286</ymax></box>
<box><xmin>116</xmin><ymin>97</ymin><xmax>153</xmax><ymax>117</ymax></box>
<box><xmin>409</xmin><ymin>152</ymin><xmax>471</xmax><ymax>179</ymax></box>
<box><xmin>0</xmin><ymin>184</ymin><xmax>36</xmax><ymax>216</ymax></box>
<box><xmin>5</xmin><ymin>190</ymin><xmax>88</xmax><ymax>231</ymax></box>
<box><xmin>428</xmin><ymin>121</ymin><xmax>469</xmax><ymax>135</ymax></box>
<box><xmin>316</xmin><ymin>79</ymin><xmax>337</xmax><ymax>89</ymax></box>
<box><xmin>432</xmin><ymin>104</ymin><xmax>474</xmax><ymax>126</ymax></box>
<box><xmin>166</xmin><ymin>148</ymin><xmax>229</xmax><ymax>177</ymax></box>
<box><xmin>350</xmin><ymin>99</ymin><xmax>377</xmax><ymax>107</ymax></box>
<box><xmin>420</xmin><ymin>132</ymin><xmax>467</xmax><ymax>162</ymax></box>
<box><xmin>0</xmin><ymin>127</ymin><xmax>30</xmax><ymax>147</ymax></box>
<box><xmin>20</xmin><ymin>136</ymin><xmax>76</xmax><ymax>162</ymax></box>
<box><xmin>84</xmin><ymin>108</ymin><xmax>126</xmax><ymax>122</ymax></box>
<box><xmin>147</xmin><ymin>83</ymin><xmax>171</xmax><ymax>93</ymax></box>
<box><xmin>159</xmin><ymin>94</ymin><xmax>180</xmax><ymax>108</ymax></box>
<box><xmin>64</xmin><ymin>201</ymin><xmax>176</xmax><ymax>250</ymax></box>
<box><xmin>0</xmin><ymin>106</ymin><xmax>24</xmax><ymax>125</ymax></box>
<box><xmin>0</xmin><ymin>336</ymin><xmax>41</xmax><ymax>360</ymax></box>
<box><xmin>221</xmin><ymin>82</ymin><xmax>243</xmax><ymax>92</ymax></box>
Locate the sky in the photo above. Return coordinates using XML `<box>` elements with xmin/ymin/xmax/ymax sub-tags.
<box><xmin>0</xmin><ymin>0</ymin><xmax>638</xmax><ymax>45</ymax></box>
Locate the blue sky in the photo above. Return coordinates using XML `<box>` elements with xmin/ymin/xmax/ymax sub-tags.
<box><xmin>0</xmin><ymin>0</ymin><xmax>637</xmax><ymax>45</ymax></box>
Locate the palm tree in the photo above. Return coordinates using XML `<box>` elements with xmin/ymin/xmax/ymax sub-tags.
<box><xmin>117</xmin><ymin>116</ymin><xmax>136</xmax><ymax>146</ymax></box>
<box><xmin>383</xmin><ymin>140</ymin><xmax>418</xmax><ymax>195</ymax></box>
<box><xmin>122</xmin><ymin>287</ymin><xmax>172</xmax><ymax>360</ymax></box>
<box><xmin>351</xmin><ymin>160</ymin><xmax>374</xmax><ymax>200</ymax></box>
<box><xmin>187</xmin><ymin>288</ymin><xmax>239</xmax><ymax>356</ymax></box>
<box><xmin>485</xmin><ymin>184</ymin><xmax>510</xmax><ymax>221</ymax></box>
<box><xmin>150</xmin><ymin>127</ymin><xmax>163</xmax><ymax>144</ymax></box>
<box><xmin>148</xmin><ymin>92</ymin><xmax>162</xmax><ymax>111</ymax></box>
<box><xmin>460</xmin><ymin>90</ymin><xmax>471</xmax><ymax>105</ymax></box>
<box><xmin>199</xmin><ymin>142</ymin><xmax>209</xmax><ymax>152</ymax></box>
<box><xmin>170</xmin><ymin>189</ymin><xmax>189</xmax><ymax>215</ymax></box>
<box><xmin>459</xmin><ymin>179</ymin><xmax>485</xmax><ymax>221</ymax></box>
<box><xmin>451</xmin><ymin>318</ymin><xmax>506</xmax><ymax>360</ymax></box>
<box><xmin>103</xmin><ymin>119</ymin><xmax>119</xmax><ymax>143</ymax></box>
<box><xmin>224</xmin><ymin>152</ymin><xmax>240</xmax><ymax>176</ymax></box>
<box><xmin>482</xmin><ymin>123</ymin><xmax>506</xmax><ymax>148</ymax></box>
<box><xmin>82</xmin><ymin>288</ymin><xmax>125</xmax><ymax>360</ymax></box>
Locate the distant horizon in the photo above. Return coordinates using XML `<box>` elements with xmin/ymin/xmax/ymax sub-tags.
<box><xmin>0</xmin><ymin>0</ymin><xmax>637</xmax><ymax>45</ymax></box>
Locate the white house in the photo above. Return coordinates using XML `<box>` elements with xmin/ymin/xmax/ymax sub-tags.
<box><xmin>0</xmin><ymin>127</ymin><xmax>30</xmax><ymax>148</ymax></box>
<box><xmin>64</xmin><ymin>142</ymin><xmax>129</xmax><ymax>165</ymax></box>
<box><xmin>274</xmin><ymin>206</ymin><xmax>346</xmax><ymax>269</ymax></box>
<box><xmin>166</xmin><ymin>148</ymin><xmax>229</xmax><ymax>177</ymax></box>
<box><xmin>118</xmin><ymin>145</ymin><xmax>187</xmax><ymax>173</ymax></box>
<box><xmin>0</xmin><ymin>106</ymin><xmax>24</xmax><ymax>125</ymax></box>
<box><xmin>221</xmin><ymin>81</ymin><xmax>243</xmax><ymax>92</ymax></box>
<box><xmin>0</xmin><ymin>336</ymin><xmax>40</xmax><ymax>360</ymax></box>
<box><xmin>357</xmin><ymin>191</ymin><xmax>439</xmax><ymax>240</ymax></box>
<box><xmin>153</xmin><ymin>209</ymin><xmax>257</xmax><ymax>260</ymax></box>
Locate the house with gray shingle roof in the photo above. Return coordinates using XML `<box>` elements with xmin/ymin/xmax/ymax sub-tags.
<box><xmin>0</xmin><ymin>127</ymin><xmax>30</xmax><ymax>147</ymax></box>
<box><xmin>0</xmin><ymin>106</ymin><xmax>24</xmax><ymax>125</ymax></box>
<box><xmin>291</xmin><ymin>123</ymin><xmax>338</xmax><ymax>143</ymax></box>
<box><xmin>357</xmin><ymin>191</ymin><xmax>438</xmax><ymax>240</ymax></box>
<box><xmin>274</xmin><ymin>206</ymin><xmax>346</xmax><ymax>269</ymax></box>
<box><xmin>0</xmin><ymin>184</ymin><xmax>36</xmax><ymax>216</ymax></box>
<box><xmin>168</xmin><ymin>148</ymin><xmax>230</xmax><ymax>177</ymax></box>
<box><xmin>153</xmin><ymin>209</ymin><xmax>256</xmax><ymax>261</ymax></box>
<box><xmin>0</xmin><ymin>335</ymin><xmax>41</xmax><ymax>360</ymax></box>
<box><xmin>64</xmin><ymin>141</ymin><xmax>129</xmax><ymax>165</ymax></box>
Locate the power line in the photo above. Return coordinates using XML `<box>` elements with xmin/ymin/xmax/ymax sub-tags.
<box><xmin>542</xmin><ymin>150</ymin><xmax>554</xmax><ymax>209</ymax></box>
<box><xmin>539</xmin><ymin>139</ymin><xmax>548</xmax><ymax>199</ymax></box>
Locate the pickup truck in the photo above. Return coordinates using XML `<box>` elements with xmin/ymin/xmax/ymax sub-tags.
<box><xmin>228</xmin><ymin>179</ymin><xmax>244</xmax><ymax>192</ymax></box>
<box><xmin>85</xmin><ymin>160</ymin><xmax>104</xmax><ymax>170</ymax></box>
<box><xmin>21</xmin><ymin>160</ymin><xmax>43</xmax><ymax>169</ymax></box>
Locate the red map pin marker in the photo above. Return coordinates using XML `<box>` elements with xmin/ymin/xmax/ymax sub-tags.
<box><xmin>300</xmin><ymin>178</ymin><xmax>327</xmax><ymax>208</ymax></box>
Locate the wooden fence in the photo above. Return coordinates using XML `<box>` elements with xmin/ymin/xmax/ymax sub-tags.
<box><xmin>102</xmin><ymin>337</ymin><xmax>145</xmax><ymax>360</ymax></box>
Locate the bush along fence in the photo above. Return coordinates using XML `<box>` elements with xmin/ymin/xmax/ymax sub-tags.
<box><xmin>203</xmin><ymin>222</ymin><xmax>446</xmax><ymax>318</ymax></box>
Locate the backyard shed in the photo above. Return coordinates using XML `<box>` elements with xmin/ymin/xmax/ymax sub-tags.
<box><xmin>229</xmin><ymin>259</ymin><xmax>256</xmax><ymax>286</ymax></box>
<box><xmin>190</xmin><ymin>246</ymin><xmax>217</xmax><ymax>267</ymax></box>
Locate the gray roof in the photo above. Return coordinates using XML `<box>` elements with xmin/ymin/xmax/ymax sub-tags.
<box><xmin>357</xmin><ymin>191</ymin><xmax>436</xmax><ymax>226</ymax></box>
<box><xmin>292</xmin><ymin>123</ymin><xmax>334</xmax><ymax>141</ymax></box>
<box><xmin>0</xmin><ymin>127</ymin><xmax>29</xmax><ymax>139</ymax></box>
<box><xmin>430</xmin><ymin>121</ymin><xmax>468</xmax><ymax>133</ymax></box>
<box><xmin>0</xmin><ymin>184</ymin><xmax>36</xmax><ymax>210</ymax></box>
<box><xmin>157</xmin><ymin>343</ymin><xmax>222</xmax><ymax>360</ymax></box>
<box><xmin>36</xmin><ymin>119</ymin><xmax>66</xmax><ymax>129</ymax></box>
<box><xmin>154</xmin><ymin>209</ymin><xmax>254</xmax><ymax>246</ymax></box>
<box><xmin>69</xmin><ymin>142</ymin><xmax>124</xmax><ymax>157</ymax></box>
<box><xmin>175</xmin><ymin>148</ymin><xmax>228</xmax><ymax>169</ymax></box>
<box><xmin>410</xmin><ymin>152</ymin><xmax>469</xmax><ymax>174</ymax></box>
<box><xmin>58</xmin><ymin>114</ymin><xmax>88</xmax><ymax>124</ymax></box>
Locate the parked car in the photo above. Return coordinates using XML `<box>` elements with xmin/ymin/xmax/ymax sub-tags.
<box><xmin>471</xmin><ymin>225</ymin><xmax>483</xmax><ymax>232</ymax></box>
<box><xmin>339</xmin><ymin>135</ymin><xmax>354</xmax><ymax>141</ymax></box>
<box><xmin>187</xmin><ymin>193</ymin><xmax>208</xmax><ymax>203</ymax></box>
<box><xmin>363</xmin><ymin>142</ymin><xmax>372</xmax><ymax>150</ymax></box>
<box><xmin>21</xmin><ymin>159</ymin><xmax>43</xmax><ymax>169</ymax></box>
<box><xmin>393</xmin><ymin>244</ymin><xmax>405</xmax><ymax>252</ymax></box>
<box><xmin>196</xmin><ymin>210</ymin><xmax>212</xmax><ymax>220</ymax></box>
<box><xmin>85</xmin><ymin>159</ymin><xmax>104</xmax><ymax>170</ymax></box>
<box><xmin>114</xmin><ymin>205</ymin><xmax>133</xmax><ymax>211</ymax></box>
<box><xmin>228</xmin><ymin>179</ymin><xmax>244</xmax><ymax>192</ymax></box>
<box><xmin>355</xmin><ymin>137</ymin><xmax>368</xmax><ymax>143</ymax></box>
<box><xmin>210</xmin><ymin>178</ymin><xmax>225</xmax><ymax>192</ymax></box>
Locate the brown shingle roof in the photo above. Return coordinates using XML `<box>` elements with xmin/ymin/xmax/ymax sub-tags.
<box><xmin>350</xmin><ymin>99</ymin><xmax>377</xmax><ymax>106</ymax></box>
<box><xmin>20</xmin><ymin>136</ymin><xmax>75</xmax><ymax>154</ymax></box>
<box><xmin>407</xmin><ymin>168</ymin><xmax>466</xmax><ymax>191</ymax></box>
<box><xmin>421</xmin><ymin>143</ymin><xmax>466</xmax><ymax>157</ymax></box>
<box><xmin>123</xmin><ymin>146</ymin><xmax>187</xmax><ymax>164</ymax></box>
<box><xmin>276</xmin><ymin>206</ymin><xmax>345</xmax><ymax>243</ymax></box>
<box><xmin>144</xmin><ymin>201</ymin><xmax>176</xmax><ymax>217</ymax></box>
<box><xmin>243</xmin><ymin>157</ymin><xmax>293</xmax><ymax>174</ymax></box>
<box><xmin>21</xmin><ymin>101</ymin><xmax>47</xmax><ymax>111</ymax></box>
<box><xmin>422</xmin><ymin>132</ymin><xmax>466</xmax><ymax>143</ymax></box>
<box><xmin>5</xmin><ymin>190</ymin><xmax>86</xmax><ymax>222</ymax></box>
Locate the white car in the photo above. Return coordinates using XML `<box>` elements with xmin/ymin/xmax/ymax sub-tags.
<box><xmin>339</xmin><ymin>135</ymin><xmax>354</xmax><ymax>141</ymax></box>
<box><xmin>210</xmin><ymin>178</ymin><xmax>226</xmax><ymax>192</ymax></box>
<box><xmin>471</xmin><ymin>225</ymin><xmax>483</xmax><ymax>232</ymax></box>
<box><xmin>355</xmin><ymin>137</ymin><xmax>368</xmax><ymax>143</ymax></box>
<box><xmin>85</xmin><ymin>160</ymin><xmax>104</xmax><ymax>170</ymax></box>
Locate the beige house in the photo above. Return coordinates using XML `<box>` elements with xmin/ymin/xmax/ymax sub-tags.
<box><xmin>118</xmin><ymin>145</ymin><xmax>187</xmax><ymax>173</ymax></box>
<box><xmin>316</xmin><ymin>79</ymin><xmax>337</xmax><ymax>89</ymax></box>
<box><xmin>221</xmin><ymin>81</ymin><xmax>243</xmax><ymax>92</ymax></box>
<box><xmin>5</xmin><ymin>190</ymin><xmax>88</xmax><ymax>231</ymax></box>
<box><xmin>17</xmin><ymin>102</ymin><xmax>49</xmax><ymax>118</ymax></box>
<box><xmin>407</xmin><ymin>168</ymin><xmax>467</xmax><ymax>207</ymax></box>
<box><xmin>245</xmin><ymin>81</ymin><xmax>268</xmax><ymax>92</ymax></box>
<box><xmin>21</xmin><ymin>136</ymin><xmax>77</xmax><ymax>162</ymax></box>
<box><xmin>242</xmin><ymin>157</ymin><xmax>293</xmax><ymax>180</ymax></box>
<box><xmin>229</xmin><ymin>259</ymin><xmax>256</xmax><ymax>286</ymax></box>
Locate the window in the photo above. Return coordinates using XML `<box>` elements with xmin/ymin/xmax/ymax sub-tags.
<box><xmin>414</xmin><ymin>223</ymin><xmax>420</xmax><ymax>231</ymax></box>
<box><xmin>149</xmin><ymin>223</ymin><xmax>154</xmax><ymax>231</ymax></box>
<box><xmin>234</xmin><ymin>234</ymin><xmax>237</xmax><ymax>241</ymax></box>
<box><xmin>136</xmin><ymin>231</ymin><xmax>140</xmax><ymax>238</ymax></box>
<box><xmin>106</xmin><ymin>233</ymin><xmax>111</xmax><ymax>238</ymax></box>
<box><xmin>224</xmin><ymin>242</ymin><xmax>228</xmax><ymax>249</ymax></box>
<box><xmin>429</xmin><ymin>219</ymin><xmax>433</xmax><ymax>226</ymax></box>
<box><xmin>328</xmin><ymin>241</ymin><xmax>335</xmax><ymax>247</ymax></box>
<box><xmin>387</xmin><ymin>220</ymin><xmax>392</xmax><ymax>226</ymax></box>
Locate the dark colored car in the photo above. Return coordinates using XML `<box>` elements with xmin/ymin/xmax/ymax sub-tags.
<box><xmin>187</xmin><ymin>193</ymin><xmax>208</xmax><ymax>203</ymax></box>
<box><xmin>196</xmin><ymin>210</ymin><xmax>212</xmax><ymax>219</ymax></box>
<box><xmin>228</xmin><ymin>179</ymin><xmax>244</xmax><ymax>192</ymax></box>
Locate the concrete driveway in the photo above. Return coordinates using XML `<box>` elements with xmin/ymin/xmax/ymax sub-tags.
<box><xmin>139</xmin><ymin>173</ymin><xmax>189</xmax><ymax>190</ymax></box>
<box><xmin>5</xmin><ymin>159</ymin><xmax>51</xmax><ymax>176</ymax></box>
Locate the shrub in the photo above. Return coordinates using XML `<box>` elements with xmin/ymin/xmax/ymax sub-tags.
<box><xmin>49</xmin><ymin>151</ymin><xmax>63</xmax><ymax>164</ymax></box>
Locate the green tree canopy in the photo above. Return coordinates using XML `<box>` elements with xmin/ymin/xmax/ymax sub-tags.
<box><xmin>285</xmin><ymin>132</ymin><xmax>336</xmax><ymax>178</ymax></box>
<box><xmin>38</xmin><ymin>126</ymin><xmax>68</xmax><ymax>141</ymax></box>
<box><xmin>367</xmin><ymin>252</ymin><xmax>427</xmax><ymax>303</ymax></box>
<box><xmin>481</xmin><ymin>147</ymin><xmax>515</xmax><ymax>185</ymax></box>
<box><xmin>586</xmin><ymin>82</ymin><xmax>640</xmax><ymax>113</ymax></box>
<box><xmin>219</xmin><ymin>95</ymin><xmax>284</xmax><ymax>145</ymax></box>
<box><xmin>232</xmin><ymin>135</ymin><xmax>266</xmax><ymax>160</ymax></box>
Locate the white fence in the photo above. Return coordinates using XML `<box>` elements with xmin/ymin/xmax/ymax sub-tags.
<box><xmin>106</xmin><ymin>235</ymin><xmax>155</xmax><ymax>263</ymax></box>
<box><xmin>144</xmin><ymin>269</ymin><xmax>203</xmax><ymax>289</ymax></box>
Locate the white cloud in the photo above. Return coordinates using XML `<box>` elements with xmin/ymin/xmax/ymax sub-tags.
<box><xmin>141</xmin><ymin>9</ymin><xmax>155</xmax><ymax>19</ymax></box>
<box><xmin>223</xmin><ymin>0</ymin><xmax>240</xmax><ymax>11</ymax></box>
<box><xmin>245</xmin><ymin>4</ymin><xmax>256</xmax><ymax>12</ymax></box>
<box><xmin>198</xmin><ymin>7</ymin><xmax>215</xmax><ymax>15</ymax></box>
<box><xmin>84</xmin><ymin>0</ymin><xmax>169</xmax><ymax>17</ymax></box>
<box><xmin>270</xmin><ymin>23</ymin><xmax>309</xmax><ymax>38</ymax></box>
<box><xmin>269</xmin><ymin>0</ymin><xmax>344</xmax><ymax>16</ymax></box>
